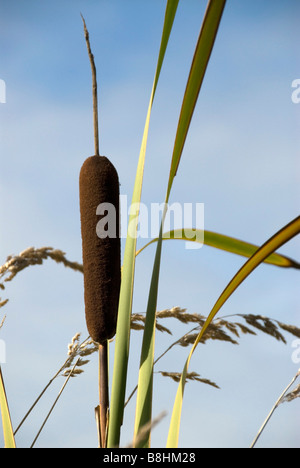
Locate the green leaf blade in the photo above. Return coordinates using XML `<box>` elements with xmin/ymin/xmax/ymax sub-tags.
<box><xmin>166</xmin><ymin>0</ymin><xmax>227</xmax><ymax>201</ymax></box>
<box><xmin>107</xmin><ymin>1</ymin><xmax>179</xmax><ymax>448</ymax></box>
<box><xmin>167</xmin><ymin>216</ymin><xmax>300</xmax><ymax>448</ymax></box>
<box><xmin>133</xmin><ymin>0</ymin><xmax>227</xmax><ymax>447</ymax></box>
<box><xmin>0</xmin><ymin>368</ymin><xmax>16</xmax><ymax>449</ymax></box>
<box><xmin>137</xmin><ymin>229</ymin><xmax>300</xmax><ymax>269</ymax></box>
<box><xmin>133</xmin><ymin>227</ymin><xmax>164</xmax><ymax>448</ymax></box>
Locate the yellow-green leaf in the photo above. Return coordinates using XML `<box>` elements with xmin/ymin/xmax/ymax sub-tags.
<box><xmin>165</xmin><ymin>0</ymin><xmax>227</xmax><ymax>202</ymax></box>
<box><xmin>0</xmin><ymin>367</ymin><xmax>16</xmax><ymax>448</ymax></box>
<box><xmin>134</xmin><ymin>0</ymin><xmax>226</xmax><ymax>448</ymax></box>
<box><xmin>136</xmin><ymin>229</ymin><xmax>300</xmax><ymax>269</ymax></box>
<box><xmin>166</xmin><ymin>216</ymin><xmax>300</xmax><ymax>448</ymax></box>
<box><xmin>107</xmin><ymin>0</ymin><xmax>179</xmax><ymax>448</ymax></box>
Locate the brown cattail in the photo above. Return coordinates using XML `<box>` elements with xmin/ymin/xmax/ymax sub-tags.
<box><xmin>79</xmin><ymin>155</ymin><xmax>121</xmax><ymax>344</ymax></box>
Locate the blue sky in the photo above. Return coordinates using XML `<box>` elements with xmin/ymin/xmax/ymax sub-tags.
<box><xmin>0</xmin><ymin>0</ymin><xmax>299</xmax><ymax>448</ymax></box>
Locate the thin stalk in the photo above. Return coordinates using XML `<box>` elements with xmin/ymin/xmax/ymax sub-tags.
<box><xmin>98</xmin><ymin>342</ymin><xmax>109</xmax><ymax>448</ymax></box>
<box><xmin>81</xmin><ymin>14</ymin><xmax>110</xmax><ymax>448</ymax></box>
<box><xmin>0</xmin><ymin>315</ymin><xmax>6</xmax><ymax>330</ymax></box>
<box><xmin>124</xmin><ymin>325</ymin><xmax>199</xmax><ymax>409</ymax></box>
<box><xmin>81</xmin><ymin>14</ymin><xmax>100</xmax><ymax>156</ymax></box>
<box><xmin>13</xmin><ymin>337</ymin><xmax>89</xmax><ymax>436</ymax></box>
<box><xmin>30</xmin><ymin>358</ymin><xmax>80</xmax><ymax>448</ymax></box>
<box><xmin>250</xmin><ymin>369</ymin><xmax>300</xmax><ymax>448</ymax></box>
<box><xmin>14</xmin><ymin>377</ymin><xmax>54</xmax><ymax>436</ymax></box>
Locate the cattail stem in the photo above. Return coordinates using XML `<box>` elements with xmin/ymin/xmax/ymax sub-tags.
<box><xmin>250</xmin><ymin>369</ymin><xmax>300</xmax><ymax>448</ymax></box>
<box><xmin>80</xmin><ymin>14</ymin><xmax>120</xmax><ymax>448</ymax></box>
<box><xmin>81</xmin><ymin>13</ymin><xmax>99</xmax><ymax>156</ymax></box>
<box><xmin>98</xmin><ymin>342</ymin><xmax>109</xmax><ymax>448</ymax></box>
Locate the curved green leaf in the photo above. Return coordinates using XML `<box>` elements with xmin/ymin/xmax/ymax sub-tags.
<box><xmin>136</xmin><ymin>229</ymin><xmax>300</xmax><ymax>269</ymax></box>
<box><xmin>165</xmin><ymin>0</ymin><xmax>227</xmax><ymax>201</ymax></box>
<box><xmin>134</xmin><ymin>0</ymin><xmax>226</xmax><ymax>448</ymax></box>
<box><xmin>166</xmin><ymin>216</ymin><xmax>300</xmax><ymax>448</ymax></box>
<box><xmin>0</xmin><ymin>368</ymin><xmax>16</xmax><ymax>448</ymax></box>
<box><xmin>107</xmin><ymin>0</ymin><xmax>179</xmax><ymax>448</ymax></box>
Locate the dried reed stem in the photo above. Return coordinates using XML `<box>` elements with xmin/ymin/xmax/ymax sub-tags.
<box><xmin>250</xmin><ymin>369</ymin><xmax>300</xmax><ymax>448</ymax></box>
<box><xmin>0</xmin><ymin>315</ymin><xmax>6</xmax><ymax>329</ymax></box>
<box><xmin>98</xmin><ymin>342</ymin><xmax>109</xmax><ymax>448</ymax></box>
<box><xmin>30</xmin><ymin>358</ymin><xmax>80</xmax><ymax>448</ymax></box>
<box><xmin>14</xmin><ymin>335</ymin><xmax>90</xmax><ymax>436</ymax></box>
<box><xmin>81</xmin><ymin>14</ymin><xmax>99</xmax><ymax>156</ymax></box>
<box><xmin>81</xmin><ymin>15</ymin><xmax>113</xmax><ymax>449</ymax></box>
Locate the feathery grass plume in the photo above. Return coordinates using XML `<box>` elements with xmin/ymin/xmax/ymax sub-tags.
<box><xmin>234</xmin><ymin>322</ymin><xmax>257</xmax><ymax>336</ymax></box>
<box><xmin>241</xmin><ymin>314</ymin><xmax>287</xmax><ymax>343</ymax></box>
<box><xmin>0</xmin><ymin>247</ymin><xmax>83</xmax><ymax>284</ymax></box>
<box><xmin>67</xmin><ymin>333</ymin><xmax>82</xmax><ymax>356</ymax></box>
<box><xmin>62</xmin><ymin>368</ymin><xmax>84</xmax><ymax>378</ymax></box>
<box><xmin>156</xmin><ymin>307</ymin><xmax>241</xmax><ymax>344</ymax></box>
<box><xmin>62</xmin><ymin>334</ymin><xmax>98</xmax><ymax>377</ymax></box>
<box><xmin>276</xmin><ymin>322</ymin><xmax>300</xmax><ymax>339</ymax></box>
<box><xmin>82</xmin><ymin>311</ymin><xmax>300</xmax><ymax>383</ymax></box>
<box><xmin>156</xmin><ymin>306</ymin><xmax>202</xmax><ymax>324</ymax></box>
<box><xmin>155</xmin><ymin>307</ymin><xmax>240</xmax><ymax>345</ymax></box>
<box><xmin>131</xmin><ymin>313</ymin><xmax>172</xmax><ymax>335</ymax></box>
<box><xmin>280</xmin><ymin>383</ymin><xmax>300</xmax><ymax>404</ymax></box>
<box><xmin>130</xmin><ymin>314</ymin><xmax>146</xmax><ymax>332</ymax></box>
<box><xmin>0</xmin><ymin>247</ymin><xmax>83</xmax><ymax>306</ymax></box>
<box><xmin>235</xmin><ymin>314</ymin><xmax>300</xmax><ymax>342</ymax></box>
<box><xmin>158</xmin><ymin>371</ymin><xmax>219</xmax><ymax>389</ymax></box>
<box><xmin>132</xmin><ymin>308</ymin><xmax>300</xmax><ymax>350</ymax></box>
<box><xmin>128</xmin><ymin>309</ymin><xmax>300</xmax><ymax>410</ymax></box>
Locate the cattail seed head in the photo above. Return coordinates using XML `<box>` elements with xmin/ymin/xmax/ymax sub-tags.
<box><xmin>79</xmin><ymin>155</ymin><xmax>121</xmax><ymax>344</ymax></box>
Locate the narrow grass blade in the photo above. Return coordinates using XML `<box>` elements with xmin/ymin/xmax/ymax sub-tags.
<box><xmin>167</xmin><ymin>216</ymin><xmax>300</xmax><ymax>447</ymax></box>
<box><xmin>0</xmin><ymin>367</ymin><xmax>16</xmax><ymax>448</ymax></box>
<box><xmin>166</xmin><ymin>0</ymin><xmax>227</xmax><ymax>201</ymax></box>
<box><xmin>133</xmin><ymin>221</ymin><xmax>165</xmax><ymax>447</ymax></box>
<box><xmin>136</xmin><ymin>229</ymin><xmax>300</xmax><ymax>269</ymax></box>
<box><xmin>107</xmin><ymin>0</ymin><xmax>179</xmax><ymax>448</ymax></box>
<box><xmin>133</xmin><ymin>0</ymin><xmax>226</xmax><ymax>447</ymax></box>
